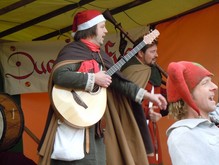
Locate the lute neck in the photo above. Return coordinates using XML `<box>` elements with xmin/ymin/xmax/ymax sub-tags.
<box><xmin>106</xmin><ymin>40</ymin><xmax>146</xmax><ymax>76</ymax></box>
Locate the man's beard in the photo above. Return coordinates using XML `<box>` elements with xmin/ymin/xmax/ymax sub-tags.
<box><xmin>149</xmin><ymin>61</ymin><xmax>156</xmax><ymax>66</ymax></box>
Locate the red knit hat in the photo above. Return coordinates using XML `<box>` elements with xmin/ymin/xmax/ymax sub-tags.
<box><xmin>72</xmin><ymin>10</ymin><xmax>106</xmax><ymax>33</ymax></box>
<box><xmin>167</xmin><ymin>61</ymin><xmax>213</xmax><ymax>116</ymax></box>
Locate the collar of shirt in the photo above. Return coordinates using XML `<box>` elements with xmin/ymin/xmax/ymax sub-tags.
<box><xmin>166</xmin><ymin>118</ymin><xmax>214</xmax><ymax>136</ymax></box>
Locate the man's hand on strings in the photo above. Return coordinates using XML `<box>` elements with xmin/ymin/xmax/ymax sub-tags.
<box><xmin>95</xmin><ymin>71</ymin><xmax>112</xmax><ymax>88</ymax></box>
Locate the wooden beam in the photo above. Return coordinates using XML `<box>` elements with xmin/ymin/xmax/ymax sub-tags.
<box><xmin>32</xmin><ymin>26</ymin><xmax>72</xmax><ymax>41</ymax></box>
<box><xmin>151</xmin><ymin>0</ymin><xmax>219</xmax><ymax>27</ymax></box>
<box><xmin>33</xmin><ymin>0</ymin><xmax>151</xmax><ymax>40</ymax></box>
<box><xmin>0</xmin><ymin>0</ymin><xmax>36</xmax><ymax>15</ymax></box>
<box><xmin>109</xmin><ymin>0</ymin><xmax>151</xmax><ymax>15</ymax></box>
<box><xmin>0</xmin><ymin>0</ymin><xmax>94</xmax><ymax>38</ymax></box>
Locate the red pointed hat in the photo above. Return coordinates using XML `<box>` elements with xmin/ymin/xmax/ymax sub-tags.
<box><xmin>72</xmin><ymin>9</ymin><xmax>106</xmax><ymax>32</ymax></box>
<box><xmin>166</xmin><ymin>61</ymin><xmax>213</xmax><ymax>116</ymax></box>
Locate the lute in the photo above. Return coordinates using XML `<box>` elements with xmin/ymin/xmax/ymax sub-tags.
<box><xmin>51</xmin><ymin>29</ymin><xmax>160</xmax><ymax>128</ymax></box>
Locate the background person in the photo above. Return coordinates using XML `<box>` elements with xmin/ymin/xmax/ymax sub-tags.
<box><xmin>166</xmin><ymin>61</ymin><xmax>219</xmax><ymax>165</ymax></box>
<box><xmin>121</xmin><ymin>35</ymin><xmax>168</xmax><ymax>165</ymax></box>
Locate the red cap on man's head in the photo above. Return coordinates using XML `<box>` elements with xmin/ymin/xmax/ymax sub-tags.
<box><xmin>72</xmin><ymin>9</ymin><xmax>106</xmax><ymax>33</ymax></box>
<box><xmin>167</xmin><ymin>61</ymin><xmax>213</xmax><ymax>116</ymax></box>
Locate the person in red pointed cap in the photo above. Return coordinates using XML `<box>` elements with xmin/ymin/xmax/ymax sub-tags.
<box><xmin>166</xmin><ymin>61</ymin><xmax>219</xmax><ymax>165</ymax></box>
<box><xmin>37</xmin><ymin>9</ymin><xmax>167</xmax><ymax>165</ymax></box>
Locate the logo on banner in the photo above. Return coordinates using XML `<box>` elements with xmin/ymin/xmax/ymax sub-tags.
<box><xmin>1</xmin><ymin>38</ymin><xmax>132</xmax><ymax>95</ymax></box>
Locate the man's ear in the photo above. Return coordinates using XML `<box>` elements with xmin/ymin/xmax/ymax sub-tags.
<box><xmin>137</xmin><ymin>51</ymin><xmax>144</xmax><ymax>60</ymax></box>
